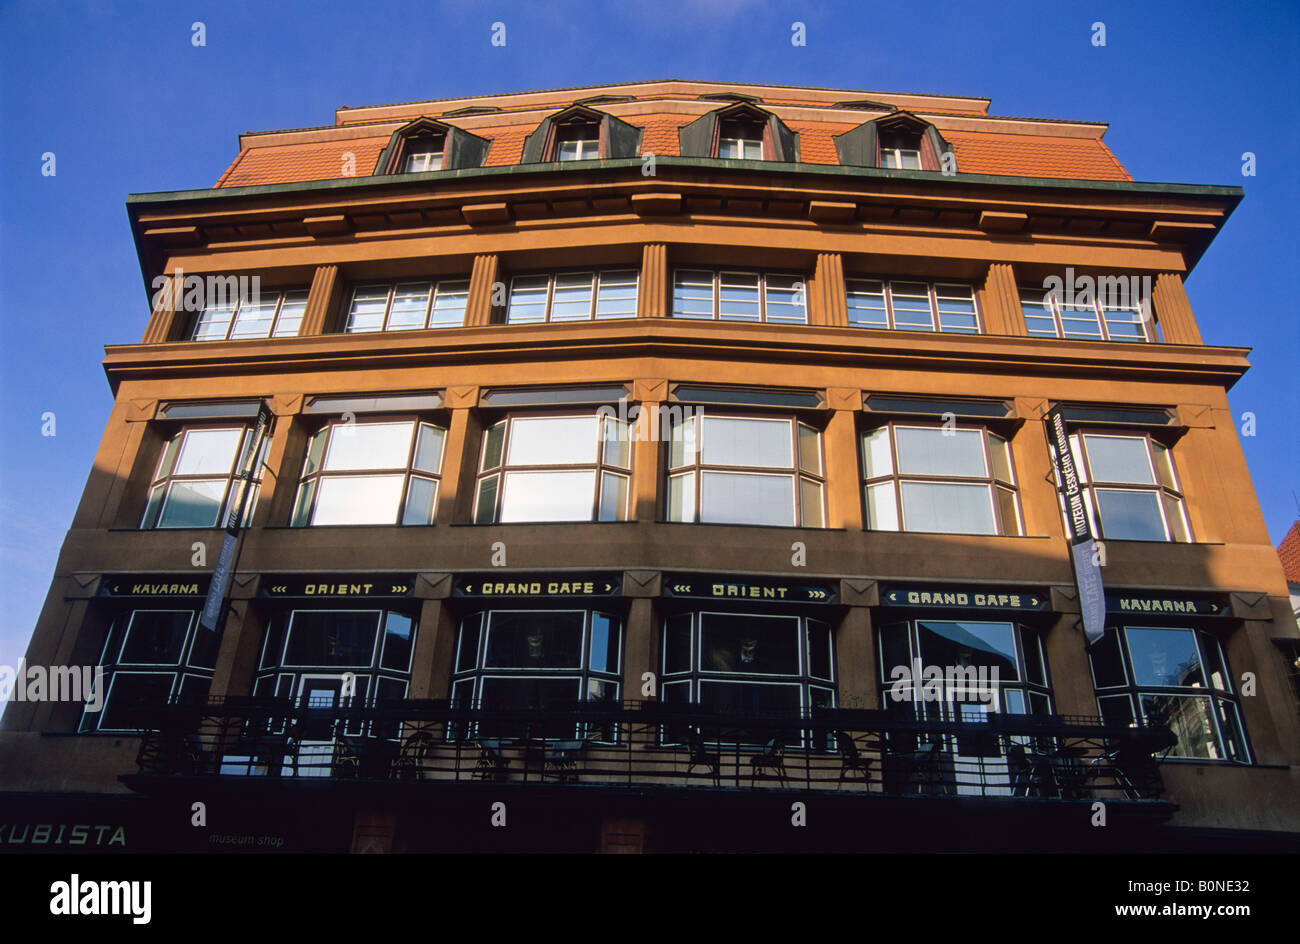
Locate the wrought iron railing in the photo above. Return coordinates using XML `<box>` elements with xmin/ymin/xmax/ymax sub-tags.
<box><xmin>128</xmin><ymin>697</ymin><xmax>1176</xmax><ymax>801</ymax></box>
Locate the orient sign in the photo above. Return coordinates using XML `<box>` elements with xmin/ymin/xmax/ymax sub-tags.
<box><xmin>663</xmin><ymin>575</ymin><xmax>838</xmax><ymax>605</ymax></box>
<box><xmin>881</xmin><ymin>586</ymin><xmax>1049</xmax><ymax>612</ymax></box>
<box><xmin>263</xmin><ymin>576</ymin><xmax>414</xmax><ymax>598</ymax></box>
<box><xmin>454</xmin><ymin>575</ymin><xmax>621</xmax><ymax>598</ymax></box>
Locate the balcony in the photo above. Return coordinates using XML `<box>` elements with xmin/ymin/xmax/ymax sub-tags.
<box><xmin>123</xmin><ymin>697</ymin><xmax>1177</xmax><ymax>814</ymax></box>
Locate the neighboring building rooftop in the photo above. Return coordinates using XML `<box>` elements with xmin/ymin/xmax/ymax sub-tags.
<box><xmin>1278</xmin><ymin>521</ymin><xmax>1300</xmax><ymax>584</ymax></box>
<box><xmin>214</xmin><ymin>79</ymin><xmax>1132</xmax><ymax>188</ymax></box>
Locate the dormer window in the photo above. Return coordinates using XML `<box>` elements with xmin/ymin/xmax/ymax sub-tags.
<box><xmin>405</xmin><ymin>149</ymin><xmax>444</xmax><ymax>172</ymax></box>
<box><xmin>880</xmin><ymin>131</ymin><xmax>922</xmax><ymax>169</ymax></box>
<box><xmin>718</xmin><ymin>116</ymin><xmax>765</xmax><ymax>159</ymax></box>
<box><xmin>555</xmin><ymin>121</ymin><xmax>600</xmax><ymax>161</ymax></box>
<box><xmin>402</xmin><ymin>133</ymin><xmax>445</xmax><ymax>172</ymax></box>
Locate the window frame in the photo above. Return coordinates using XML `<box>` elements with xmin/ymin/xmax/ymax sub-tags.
<box><xmin>845</xmin><ymin>278</ymin><xmax>982</xmax><ymax>334</ymax></box>
<box><xmin>344</xmin><ymin>279</ymin><xmax>471</xmax><ymax>333</ymax></box>
<box><xmin>503</xmin><ymin>269</ymin><xmax>640</xmax><ymax>324</ymax></box>
<box><xmin>671</xmin><ymin>268</ymin><xmax>808</xmax><ymax>324</ymax></box>
<box><xmin>1066</xmin><ymin>429</ymin><xmax>1191</xmax><ymax>543</ymax></box>
<box><xmin>291</xmin><ymin>415</ymin><xmax>447</xmax><ymax>527</ymax></box>
<box><xmin>666</xmin><ymin>412</ymin><xmax>826</xmax><ymax>528</ymax></box>
<box><xmin>1018</xmin><ymin>285</ymin><xmax>1151</xmax><ymax>342</ymax></box>
<box><xmin>860</xmin><ymin>421</ymin><xmax>1021</xmax><ymax>536</ymax></box>
<box><xmin>1090</xmin><ymin>625</ymin><xmax>1251</xmax><ymax>764</ymax></box>
<box><xmin>473</xmin><ymin>410</ymin><xmax>632</xmax><ymax>524</ymax></box>
<box><xmin>140</xmin><ymin>423</ymin><xmax>270</xmax><ymax>530</ymax></box>
<box><xmin>552</xmin><ymin>119</ymin><xmax>602</xmax><ymax>161</ymax></box>
<box><xmin>189</xmin><ymin>287</ymin><xmax>309</xmax><ymax>342</ymax></box>
<box><xmin>717</xmin><ymin>116</ymin><xmax>766</xmax><ymax>160</ymax></box>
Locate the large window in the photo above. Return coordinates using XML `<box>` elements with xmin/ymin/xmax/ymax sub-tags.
<box><xmin>662</xmin><ymin>612</ymin><xmax>835</xmax><ymax>744</ymax></box>
<box><xmin>191</xmin><ymin>288</ymin><xmax>308</xmax><ymax>341</ymax></box>
<box><xmin>254</xmin><ymin>608</ymin><xmax>418</xmax><ymax>744</ymax></box>
<box><xmin>861</xmin><ymin>424</ymin><xmax>1021</xmax><ymax>535</ymax></box>
<box><xmin>505</xmin><ymin>270</ymin><xmax>638</xmax><ymax>323</ymax></box>
<box><xmin>1089</xmin><ymin>626</ymin><xmax>1249</xmax><ymax>762</ymax></box>
<box><xmin>474</xmin><ymin>413</ymin><xmax>630</xmax><ymax>523</ymax></box>
<box><xmin>667</xmin><ymin>414</ymin><xmax>824</xmax><ymax>527</ymax></box>
<box><xmin>451</xmin><ymin>610</ymin><xmax>622</xmax><ymax>739</ymax></box>
<box><xmin>141</xmin><ymin>425</ymin><xmax>269</xmax><ymax>529</ymax></box>
<box><xmin>83</xmin><ymin>609</ymin><xmax>220</xmax><ymax>732</ymax></box>
<box><xmin>291</xmin><ymin>418</ymin><xmax>446</xmax><ymax>526</ymax></box>
<box><xmin>345</xmin><ymin>280</ymin><xmax>470</xmax><ymax>332</ymax></box>
<box><xmin>846</xmin><ymin>279</ymin><xmax>979</xmax><ymax>333</ymax></box>
<box><xmin>1019</xmin><ymin>285</ymin><xmax>1149</xmax><ymax>342</ymax></box>
<box><xmin>1063</xmin><ymin>432</ymin><xmax>1190</xmax><ymax>542</ymax></box>
<box><xmin>673</xmin><ymin>269</ymin><xmax>806</xmax><ymax>323</ymax></box>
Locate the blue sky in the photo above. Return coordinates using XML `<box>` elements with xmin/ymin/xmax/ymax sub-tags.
<box><xmin>1</xmin><ymin>0</ymin><xmax>1296</xmax><ymax>672</ymax></box>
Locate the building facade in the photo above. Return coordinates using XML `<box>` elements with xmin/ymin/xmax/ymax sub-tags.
<box><xmin>3</xmin><ymin>80</ymin><xmax>1298</xmax><ymax>853</ymax></box>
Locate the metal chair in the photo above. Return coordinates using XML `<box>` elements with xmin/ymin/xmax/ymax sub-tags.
<box><xmin>749</xmin><ymin>734</ymin><xmax>788</xmax><ymax>787</ymax></box>
<box><xmin>835</xmin><ymin>730</ymin><xmax>872</xmax><ymax>789</ymax></box>
<box><xmin>392</xmin><ymin>728</ymin><xmax>436</xmax><ymax>780</ymax></box>
<box><xmin>685</xmin><ymin>725</ymin><xmax>721</xmax><ymax>786</ymax></box>
<box><xmin>474</xmin><ymin>738</ymin><xmax>510</xmax><ymax>781</ymax></box>
<box><xmin>543</xmin><ymin>740</ymin><xmax>586</xmax><ymax>782</ymax></box>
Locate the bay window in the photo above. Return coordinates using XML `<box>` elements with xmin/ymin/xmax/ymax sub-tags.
<box><xmin>142</xmin><ymin>425</ymin><xmax>269</xmax><ymax>529</ymax></box>
<box><xmin>1089</xmin><ymin>626</ymin><xmax>1249</xmax><ymax>762</ymax></box>
<box><xmin>846</xmin><ymin>279</ymin><xmax>979</xmax><ymax>333</ymax></box>
<box><xmin>667</xmin><ymin>414</ymin><xmax>825</xmax><ymax>527</ymax></box>
<box><xmin>861</xmin><ymin>424</ymin><xmax>1021</xmax><ymax>535</ymax></box>
<box><xmin>673</xmin><ymin>269</ymin><xmax>806</xmax><ymax>323</ymax></box>
<box><xmin>1064</xmin><ymin>432</ymin><xmax>1190</xmax><ymax>541</ymax></box>
<box><xmin>291</xmin><ymin>418</ymin><xmax>446</xmax><ymax>526</ymax></box>
<box><xmin>505</xmin><ymin>270</ymin><xmax>638</xmax><ymax>323</ymax></box>
<box><xmin>345</xmin><ymin>280</ymin><xmax>470</xmax><ymax>332</ymax></box>
<box><xmin>661</xmin><ymin>612</ymin><xmax>835</xmax><ymax>745</ymax></box>
<box><xmin>83</xmin><ymin>609</ymin><xmax>219</xmax><ymax>732</ymax></box>
<box><xmin>474</xmin><ymin>413</ymin><xmax>630</xmax><ymax>523</ymax></box>
<box><xmin>451</xmin><ymin>610</ymin><xmax>622</xmax><ymax>739</ymax></box>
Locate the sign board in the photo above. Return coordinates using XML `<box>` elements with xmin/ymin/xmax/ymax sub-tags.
<box><xmin>1045</xmin><ymin>406</ymin><xmax>1106</xmax><ymax>644</ymax></box>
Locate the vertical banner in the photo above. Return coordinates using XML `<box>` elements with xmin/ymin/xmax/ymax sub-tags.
<box><xmin>200</xmin><ymin>401</ymin><xmax>271</xmax><ymax>632</ymax></box>
<box><xmin>1044</xmin><ymin>406</ymin><xmax>1106</xmax><ymax>645</ymax></box>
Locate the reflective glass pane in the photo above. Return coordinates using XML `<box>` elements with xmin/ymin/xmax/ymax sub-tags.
<box><xmin>193</xmin><ymin>304</ymin><xmax>235</xmax><ymax>341</ymax></box>
<box><xmin>701</xmin><ymin>614</ymin><xmax>800</xmax><ymax>674</ymax></box>
<box><xmin>589</xmin><ymin>613</ymin><xmax>617</xmax><ymax>673</ymax></box>
<box><xmin>506</xmin><ymin>415</ymin><xmax>598</xmax><ymax>465</ymax></box>
<box><xmin>229</xmin><ymin>297</ymin><xmax>279</xmax><ymax>339</ymax></box>
<box><xmin>413</xmin><ymin>424</ymin><xmax>445</xmax><ymax>473</ymax></box>
<box><xmin>800</xmin><ymin>478</ymin><xmax>824</xmax><ymax>527</ymax></box>
<box><xmin>917</xmin><ymin>621</ymin><xmax>1019</xmax><ymax>681</ymax></box>
<box><xmin>672</xmin><ymin>269</ymin><xmax>715</xmax><ymax>319</ymax></box>
<box><xmin>700</xmin><ymin>472</ymin><xmax>795</xmax><ymax>526</ymax></box>
<box><xmin>987</xmin><ymin>433</ymin><xmax>1013</xmax><ymax>483</ymax></box>
<box><xmin>1141</xmin><ymin>694</ymin><xmax>1217</xmax><ymax>758</ymax></box>
<box><xmin>381</xmin><ymin>613</ymin><xmax>414</xmax><ymax>671</ymax></box>
<box><xmin>121</xmin><ymin>611</ymin><xmax>192</xmax><ymax>664</ymax></box>
<box><xmin>865</xmin><ymin>482</ymin><xmax>899</xmax><ymax>530</ymax></box>
<box><xmin>1125</xmin><ymin>627</ymin><xmax>1203</xmax><ymax>688</ymax></box>
<box><xmin>1058</xmin><ymin>303</ymin><xmax>1103</xmax><ymax>339</ymax></box>
<box><xmin>456</xmin><ymin>614</ymin><xmax>483</xmax><ymax>673</ymax></box>
<box><xmin>402</xmin><ymin>476</ymin><xmax>437</xmax><ymax>525</ymax></box>
<box><xmin>895</xmin><ymin>427</ymin><xmax>986</xmax><ymax>477</ymax></box>
<box><xmin>1084</xmin><ymin>435</ymin><xmax>1155</xmax><ymax>484</ymax></box>
<box><xmin>312</xmin><ymin>475</ymin><xmax>405</xmax><ymax>525</ymax></box>
<box><xmin>861</xmin><ymin>427</ymin><xmax>893</xmax><ymax>478</ymax></box>
<box><xmin>798</xmin><ymin>424</ymin><xmax>822</xmax><ymax>475</ymax></box>
<box><xmin>669</xmin><ymin>415</ymin><xmax>697</xmax><ymax>468</ymax></box>
<box><xmin>1095</xmin><ymin>489</ymin><xmax>1166</xmax><ymax>541</ymax></box>
<box><xmin>764</xmin><ymin>275</ymin><xmax>807</xmax><ymax>323</ymax></box>
<box><xmin>175</xmin><ymin>428</ymin><xmax>242</xmax><ymax>475</ymax></box>
<box><xmin>935</xmin><ymin>285</ymin><xmax>979</xmax><ymax>333</ymax></box>
<box><xmin>324</xmin><ymin>422</ymin><xmax>413</xmax><ymax>471</ymax></box>
<box><xmin>718</xmin><ymin>272</ymin><xmax>761</xmax><ymax>321</ymax></box>
<box><xmin>900</xmin><ymin>481</ymin><xmax>995</xmax><ymax>534</ymax></box>
<box><xmin>474</xmin><ymin>475</ymin><xmax>499</xmax><ymax>524</ymax></box>
<box><xmin>387</xmin><ymin>283</ymin><xmax>433</xmax><ymax>330</ymax></box>
<box><xmin>486</xmin><ymin>611</ymin><xmax>584</xmax><ymax>668</ymax></box>
<box><xmin>550</xmin><ymin>273</ymin><xmax>596</xmax><ymax>321</ymax></box>
<box><xmin>506</xmin><ymin>276</ymin><xmax>550</xmax><ymax>324</ymax></box>
<box><xmin>284</xmin><ymin>611</ymin><xmax>379</xmax><ymax>666</ymax></box>
<box><xmin>499</xmin><ymin>470</ymin><xmax>595</xmax><ymax>521</ymax></box>
<box><xmin>701</xmin><ymin>416</ymin><xmax>791</xmax><ymax>468</ymax></box>
<box><xmin>808</xmin><ymin>620</ymin><xmax>832</xmax><ymax>680</ymax></box>
<box><xmin>272</xmin><ymin>291</ymin><xmax>308</xmax><ymax>337</ymax></box>
<box><xmin>100</xmin><ymin>673</ymin><xmax>175</xmax><ymax>730</ymax></box>
<box><xmin>667</xmin><ymin>472</ymin><xmax>694</xmax><ymax>522</ymax></box>
<box><xmin>846</xmin><ymin>280</ymin><xmax>889</xmax><ymax>328</ymax></box>
<box><xmin>598</xmin><ymin>472</ymin><xmax>628</xmax><ymax>522</ymax></box>
<box><xmin>481</xmin><ymin>422</ymin><xmax>505</xmax><ymax>470</ymax></box>
<box><xmin>664</xmin><ymin>614</ymin><xmax>693</xmax><ymax>674</ymax></box>
<box><xmin>347</xmin><ymin>288</ymin><xmax>390</xmax><ymax>332</ymax></box>
<box><xmin>889</xmin><ymin>282</ymin><xmax>934</xmax><ymax>330</ymax></box>
<box><xmin>158</xmin><ymin>480</ymin><xmax>226</xmax><ymax>528</ymax></box>
<box><xmin>595</xmin><ymin>270</ymin><xmax>638</xmax><ymax>319</ymax></box>
<box><xmin>429</xmin><ymin>281</ymin><xmax>470</xmax><ymax>328</ymax></box>
<box><xmin>602</xmin><ymin>417</ymin><xmax>630</xmax><ymax>469</ymax></box>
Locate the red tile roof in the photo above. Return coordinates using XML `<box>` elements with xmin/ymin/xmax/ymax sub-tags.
<box><xmin>216</xmin><ymin>138</ymin><xmax>389</xmax><ymax>188</ymax></box>
<box><xmin>1278</xmin><ymin>521</ymin><xmax>1300</xmax><ymax>584</ymax></box>
<box><xmin>945</xmin><ymin>130</ymin><xmax>1130</xmax><ymax>181</ymax></box>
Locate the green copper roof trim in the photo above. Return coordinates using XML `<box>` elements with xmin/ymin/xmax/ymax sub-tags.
<box><xmin>127</xmin><ymin>157</ymin><xmax>1245</xmax><ymax>207</ymax></box>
